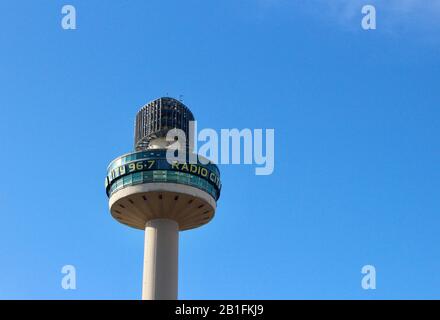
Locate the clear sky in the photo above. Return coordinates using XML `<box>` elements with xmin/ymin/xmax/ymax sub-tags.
<box><xmin>0</xmin><ymin>0</ymin><xmax>439</xmax><ymax>299</ymax></box>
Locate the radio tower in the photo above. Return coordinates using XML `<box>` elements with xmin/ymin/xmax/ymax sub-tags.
<box><xmin>105</xmin><ymin>97</ymin><xmax>221</xmax><ymax>300</ymax></box>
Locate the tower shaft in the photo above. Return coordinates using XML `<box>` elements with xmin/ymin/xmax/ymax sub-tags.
<box><xmin>142</xmin><ymin>219</ymin><xmax>179</xmax><ymax>300</ymax></box>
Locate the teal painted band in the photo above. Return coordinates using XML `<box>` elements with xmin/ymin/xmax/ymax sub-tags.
<box><xmin>107</xmin><ymin>170</ymin><xmax>220</xmax><ymax>201</ymax></box>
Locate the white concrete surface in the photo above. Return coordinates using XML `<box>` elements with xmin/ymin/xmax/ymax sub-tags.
<box><xmin>142</xmin><ymin>219</ymin><xmax>179</xmax><ymax>300</ymax></box>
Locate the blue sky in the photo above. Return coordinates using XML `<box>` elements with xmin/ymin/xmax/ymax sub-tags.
<box><xmin>0</xmin><ymin>0</ymin><xmax>439</xmax><ymax>299</ymax></box>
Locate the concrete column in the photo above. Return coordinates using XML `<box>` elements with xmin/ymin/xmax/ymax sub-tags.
<box><xmin>142</xmin><ymin>219</ymin><xmax>179</xmax><ymax>300</ymax></box>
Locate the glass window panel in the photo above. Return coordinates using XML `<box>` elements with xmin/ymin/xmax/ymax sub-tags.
<box><xmin>123</xmin><ymin>175</ymin><xmax>132</xmax><ymax>185</ymax></box>
<box><xmin>132</xmin><ymin>172</ymin><xmax>142</xmax><ymax>183</ymax></box>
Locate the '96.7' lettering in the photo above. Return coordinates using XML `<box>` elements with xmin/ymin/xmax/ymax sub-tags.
<box><xmin>127</xmin><ymin>160</ymin><xmax>155</xmax><ymax>173</ymax></box>
<box><xmin>109</xmin><ymin>160</ymin><xmax>156</xmax><ymax>183</ymax></box>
